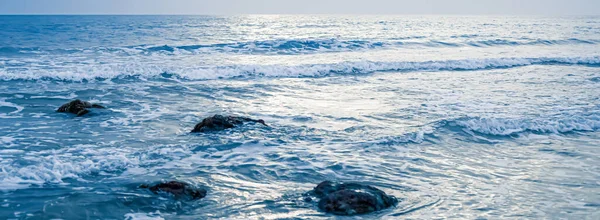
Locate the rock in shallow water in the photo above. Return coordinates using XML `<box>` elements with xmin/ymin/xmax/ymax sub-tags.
<box><xmin>191</xmin><ymin>114</ymin><xmax>267</xmax><ymax>132</ymax></box>
<box><xmin>56</xmin><ymin>99</ymin><xmax>105</xmax><ymax>116</ymax></box>
<box><xmin>140</xmin><ymin>181</ymin><xmax>207</xmax><ymax>200</ymax></box>
<box><xmin>310</xmin><ymin>181</ymin><xmax>398</xmax><ymax>215</ymax></box>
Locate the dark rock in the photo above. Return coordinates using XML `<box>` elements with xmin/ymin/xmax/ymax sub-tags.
<box><xmin>140</xmin><ymin>181</ymin><xmax>207</xmax><ymax>200</ymax></box>
<box><xmin>191</xmin><ymin>114</ymin><xmax>268</xmax><ymax>132</ymax></box>
<box><xmin>56</xmin><ymin>99</ymin><xmax>105</xmax><ymax>116</ymax></box>
<box><xmin>309</xmin><ymin>181</ymin><xmax>397</xmax><ymax>215</ymax></box>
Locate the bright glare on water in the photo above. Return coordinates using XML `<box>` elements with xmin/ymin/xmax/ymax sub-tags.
<box><xmin>0</xmin><ymin>15</ymin><xmax>600</xmax><ymax>219</ymax></box>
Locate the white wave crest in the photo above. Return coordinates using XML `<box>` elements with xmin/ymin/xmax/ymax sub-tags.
<box><xmin>0</xmin><ymin>149</ymin><xmax>140</xmax><ymax>191</ymax></box>
<box><xmin>0</xmin><ymin>56</ymin><xmax>599</xmax><ymax>81</ymax></box>
<box><xmin>453</xmin><ymin>115</ymin><xmax>600</xmax><ymax>136</ymax></box>
<box><xmin>124</xmin><ymin>211</ymin><xmax>164</xmax><ymax>220</ymax></box>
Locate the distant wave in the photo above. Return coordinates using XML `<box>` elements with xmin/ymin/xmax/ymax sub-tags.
<box><xmin>464</xmin><ymin>38</ymin><xmax>598</xmax><ymax>47</ymax></box>
<box><xmin>143</xmin><ymin>39</ymin><xmax>387</xmax><ymax>54</ymax></box>
<box><xmin>0</xmin><ymin>46</ymin><xmax>80</xmax><ymax>55</ymax></box>
<box><xmin>80</xmin><ymin>38</ymin><xmax>600</xmax><ymax>54</ymax></box>
<box><xmin>1</xmin><ymin>38</ymin><xmax>598</xmax><ymax>56</ymax></box>
<box><xmin>0</xmin><ymin>39</ymin><xmax>389</xmax><ymax>56</ymax></box>
<box><xmin>1</xmin><ymin>56</ymin><xmax>599</xmax><ymax>81</ymax></box>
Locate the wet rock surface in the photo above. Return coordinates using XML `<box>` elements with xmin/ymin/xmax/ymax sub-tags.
<box><xmin>191</xmin><ymin>114</ymin><xmax>267</xmax><ymax>132</ymax></box>
<box><xmin>56</xmin><ymin>99</ymin><xmax>105</xmax><ymax>116</ymax></box>
<box><xmin>141</xmin><ymin>181</ymin><xmax>207</xmax><ymax>200</ymax></box>
<box><xmin>308</xmin><ymin>181</ymin><xmax>398</xmax><ymax>215</ymax></box>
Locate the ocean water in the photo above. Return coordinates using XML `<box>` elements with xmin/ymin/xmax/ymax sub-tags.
<box><xmin>0</xmin><ymin>15</ymin><xmax>600</xmax><ymax>219</ymax></box>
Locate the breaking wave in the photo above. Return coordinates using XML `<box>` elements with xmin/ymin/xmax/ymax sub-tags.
<box><xmin>1</xmin><ymin>56</ymin><xmax>599</xmax><ymax>81</ymax></box>
<box><xmin>447</xmin><ymin>115</ymin><xmax>600</xmax><ymax>136</ymax></box>
<box><xmin>371</xmin><ymin>112</ymin><xmax>600</xmax><ymax>146</ymax></box>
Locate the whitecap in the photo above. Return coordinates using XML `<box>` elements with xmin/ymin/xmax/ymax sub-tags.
<box><xmin>1</xmin><ymin>56</ymin><xmax>599</xmax><ymax>82</ymax></box>
<box><xmin>124</xmin><ymin>211</ymin><xmax>164</xmax><ymax>220</ymax></box>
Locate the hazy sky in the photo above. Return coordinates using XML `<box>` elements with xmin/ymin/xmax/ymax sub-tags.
<box><xmin>1</xmin><ymin>0</ymin><xmax>599</xmax><ymax>15</ymax></box>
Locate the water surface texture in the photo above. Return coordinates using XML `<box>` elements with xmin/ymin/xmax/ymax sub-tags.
<box><xmin>1</xmin><ymin>15</ymin><xmax>600</xmax><ymax>219</ymax></box>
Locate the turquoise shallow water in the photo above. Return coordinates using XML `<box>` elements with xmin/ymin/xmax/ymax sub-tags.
<box><xmin>1</xmin><ymin>15</ymin><xmax>600</xmax><ymax>219</ymax></box>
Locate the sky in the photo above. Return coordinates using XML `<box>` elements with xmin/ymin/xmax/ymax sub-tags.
<box><xmin>0</xmin><ymin>0</ymin><xmax>599</xmax><ymax>15</ymax></box>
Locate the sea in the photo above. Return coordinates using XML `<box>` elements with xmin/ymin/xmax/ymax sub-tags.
<box><xmin>0</xmin><ymin>15</ymin><xmax>599</xmax><ymax>219</ymax></box>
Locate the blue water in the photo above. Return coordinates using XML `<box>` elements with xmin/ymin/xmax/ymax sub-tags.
<box><xmin>1</xmin><ymin>15</ymin><xmax>600</xmax><ymax>219</ymax></box>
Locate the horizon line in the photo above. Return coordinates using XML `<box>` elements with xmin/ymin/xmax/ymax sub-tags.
<box><xmin>1</xmin><ymin>13</ymin><xmax>599</xmax><ymax>16</ymax></box>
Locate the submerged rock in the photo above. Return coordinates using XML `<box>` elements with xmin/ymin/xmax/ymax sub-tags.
<box><xmin>191</xmin><ymin>114</ymin><xmax>268</xmax><ymax>132</ymax></box>
<box><xmin>308</xmin><ymin>181</ymin><xmax>397</xmax><ymax>215</ymax></box>
<box><xmin>56</xmin><ymin>99</ymin><xmax>105</xmax><ymax>116</ymax></box>
<box><xmin>140</xmin><ymin>181</ymin><xmax>207</xmax><ymax>200</ymax></box>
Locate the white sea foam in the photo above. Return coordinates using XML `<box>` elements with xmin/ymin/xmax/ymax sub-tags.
<box><xmin>0</xmin><ymin>148</ymin><xmax>141</xmax><ymax>191</ymax></box>
<box><xmin>374</xmin><ymin>127</ymin><xmax>436</xmax><ymax>145</ymax></box>
<box><xmin>30</xmin><ymin>93</ymin><xmax>77</xmax><ymax>100</ymax></box>
<box><xmin>0</xmin><ymin>141</ymin><xmax>198</xmax><ymax>191</ymax></box>
<box><xmin>0</xmin><ymin>98</ymin><xmax>24</xmax><ymax>114</ymax></box>
<box><xmin>0</xmin><ymin>56</ymin><xmax>598</xmax><ymax>81</ymax></box>
<box><xmin>0</xmin><ymin>149</ymin><xmax>24</xmax><ymax>154</ymax></box>
<box><xmin>124</xmin><ymin>211</ymin><xmax>164</xmax><ymax>220</ymax></box>
<box><xmin>453</xmin><ymin>115</ymin><xmax>600</xmax><ymax>136</ymax></box>
<box><xmin>368</xmin><ymin>114</ymin><xmax>600</xmax><ymax>145</ymax></box>
<box><xmin>0</xmin><ymin>136</ymin><xmax>16</xmax><ymax>145</ymax></box>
